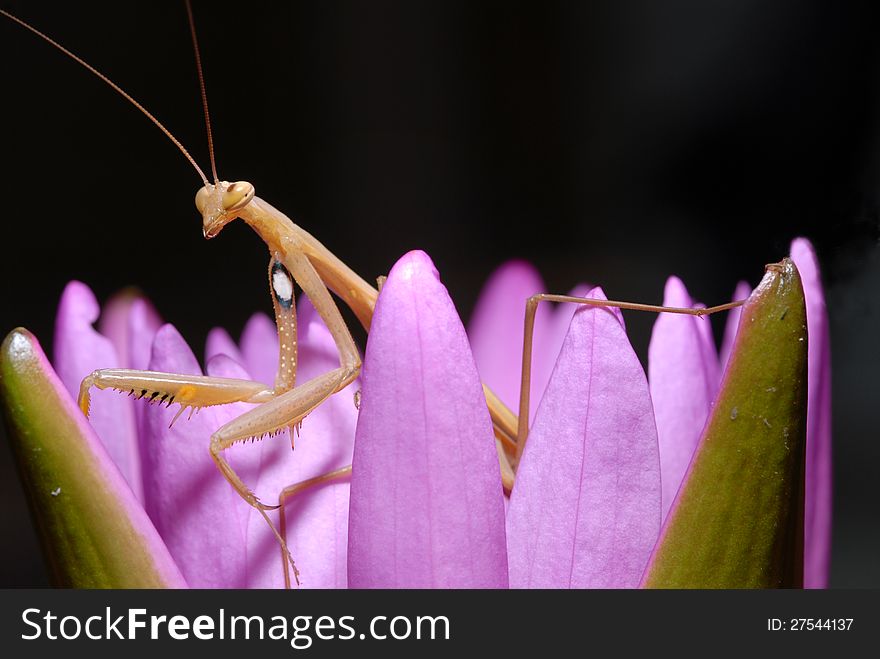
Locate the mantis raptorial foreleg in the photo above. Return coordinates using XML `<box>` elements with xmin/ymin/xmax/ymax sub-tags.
<box><xmin>77</xmin><ymin>370</ymin><xmax>273</xmax><ymax>420</ymax></box>
<box><xmin>77</xmin><ymin>255</ymin><xmax>299</xmax><ymax>418</ymax></box>
<box><xmin>76</xmin><ymin>365</ymin><xmax>308</xmax><ymax>578</ymax></box>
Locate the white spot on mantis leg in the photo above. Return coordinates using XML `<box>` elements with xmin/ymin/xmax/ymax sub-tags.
<box><xmin>272</xmin><ymin>263</ymin><xmax>294</xmax><ymax>308</ymax></box>
<box><xmin>273</xmin><ymin>270</ymin><xmax>293</xmax><ymax>300</ymax></box>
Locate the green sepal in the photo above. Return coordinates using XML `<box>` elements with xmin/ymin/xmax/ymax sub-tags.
<box><xmin>0</xmin><ymin>328</ymin><xmax>186</xmax><ymax>588</ymax></box>
<box><xmin>643</xmin><ymin>259</ymin><xmax>807</xmax><ymax>588</ymax></box>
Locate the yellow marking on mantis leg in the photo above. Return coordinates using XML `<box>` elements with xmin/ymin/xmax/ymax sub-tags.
<box><xmin>175</xmin><ymin>384</ymin><xmax>198</xmax><ymax>403</ymax></box>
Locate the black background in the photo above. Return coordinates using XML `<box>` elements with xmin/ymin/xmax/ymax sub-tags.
<box><xmin>1</xmin><ymin>1</ymin><xmax>878</xmax><ymax>586</ymax></box>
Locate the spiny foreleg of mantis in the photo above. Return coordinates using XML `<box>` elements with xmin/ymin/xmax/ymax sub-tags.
<box><xmin>79</xmin><ymin>255</ymin><xmax>305</xmax><ymax>581</ymax></box>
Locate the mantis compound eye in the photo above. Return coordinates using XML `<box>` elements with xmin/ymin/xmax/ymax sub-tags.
<box><xmin>194</xmin><ymin>185</ymin><xmax>212</xmax><ymax>214</ymax></box>
<box><xmin>222</xmin><ymin>181</ymin><xmax>255</xmax><ymax>212</ymax></box>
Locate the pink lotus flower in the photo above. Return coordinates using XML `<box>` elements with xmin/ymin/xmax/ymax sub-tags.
<box><xmin>4</xmin><ymin>240</ymin><xmax>826</xmax><ymax>588</ymax></box>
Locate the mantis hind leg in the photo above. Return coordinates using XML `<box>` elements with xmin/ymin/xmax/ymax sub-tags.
<box><xmin>276</xmin><ymin>465</ymin><xmax>353</xmax><ymax>589</ymax></box>
<box><xmin>514</xmin><ymin>293</ymin><xmax>746</xmax><ymax>464</ymax></box>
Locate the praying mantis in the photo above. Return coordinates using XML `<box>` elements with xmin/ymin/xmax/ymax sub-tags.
<box><xmin>2</xmin><ymin>3</ymin><xmax>743</xmax><ymax>588</ymax></box>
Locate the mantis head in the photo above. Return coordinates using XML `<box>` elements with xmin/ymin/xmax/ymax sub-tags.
<box><xmin>195</xmin><ymin>181</ymin><xmax>256</xmax><ymax>239</ymax></box>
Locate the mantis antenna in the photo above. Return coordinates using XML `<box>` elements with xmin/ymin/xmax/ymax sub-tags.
<box><xmin>184</xmin><ymin>0</ymin><xmax>219</xmax><ymax>184</ymax></box>
<box><xmin>0</xmin><ymin>7</ymin><xmax>210</xmax><ymax>187</ymax></box>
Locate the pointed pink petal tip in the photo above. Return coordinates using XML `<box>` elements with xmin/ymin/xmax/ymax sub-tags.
<box><xmin>205</xmin><ymin>326</ymin><xmax>245</xmax><ymax>367</ymax></box>
<box><xmin>98</xmin><ymin>289</ymin><xmax>162</xmax><ymax>370</ymax></box>
<box><xmin>349</xmin><ymin>250</ymin><xmax>508</xmax><ymax>588</ymax></box>
<box><xmin>648</xmin><ymin>276</ymin><xmax>720</xmax><ymax>522</ymax></box>
<box><xmin>468</xmin><ymin>259</ymin><xmax>549</xmax><ymax>416</ymax></box>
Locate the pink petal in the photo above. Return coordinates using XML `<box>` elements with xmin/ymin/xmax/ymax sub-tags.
<box><xmin>241</xmin><ymin>312</ymin><xmax>279</xmax><ymax>387</ymax></box>
<box><xmin>141</xmin><ymin>324</ymin><xmax>249</xmax><ymax>588</ymax></box>
<box><xmin>98</xmin><ymin>291</ymin><xmax>164</xmax><ymax>501</ymax></box>
<box><xmin>720</xmin><ymin>281</ymin><xmax>752</xmax><ymax>373</ymax></box>
<box><xmin>98</xmin><ymin>290</ymin><xmax>138</xmax><ymax>368</ymax></box>
<box><xmin>200</xmin><ymin>355</ymin><xmax>264</xmax><ymax>586</ymax></box>
<box><xmin>241</xmin><ymin>296</ymin><xmax>357</xmax><ymax>589</ymax></box>
<box><xmin>506</xmin><ymin>288</ymin><xmax>661</xmax><ymax>588</ymax></box>
<box><xmin>790</xmin><ymin>238</ymin><xmax>832</xmax><ymax>588</ymax></box>
<box><xmin>536</xmin><ymin>283</ymin><xmax>594</xmax><ymax>408</ymax></box>
<box><xmin>648</xmin><ymin>277</ymin><xmax>721</xmax><ymax>520</ymax></box>
<box><xmin>98</xmin><ymin>291</ymin><xmax>162</xmax><ymax>371</ymax></box>
<box><xmin>127</xmin><ymin>298</ymin><xmax>163</xmax><ymax>371</ymax></box>
<box><xmin>206</xmin><ymin>326</ymin><xmax>245</xmax><ymax>366</ymax></box>
<box><xmin>468</xmin><ymin>260</ymin><xmax>552</xmax><ymax>418</ymax></box>
<box><xmin>349</xmin><ymin>250</ymin><xmax>508</xmax><ymax>588</ymax></box>
<box><xmin>53</xmin><ymin>281</ymin><xmax>142</xmax><ymax>501</ymax></box>
<box><xmin>108</xmin><ymin>296</ymin><xmax>163</xmax><ymax>498</ymax></box>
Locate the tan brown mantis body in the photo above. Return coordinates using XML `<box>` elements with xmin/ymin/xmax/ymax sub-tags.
<box><xmin>2</xmin><ymin>4</ymin><xmax>743</xmax><ymax>587</ymax></box>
